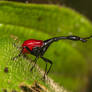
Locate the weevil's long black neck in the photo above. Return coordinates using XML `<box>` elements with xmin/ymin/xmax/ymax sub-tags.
<box><xmin>44</xmin><ymin>35</ymin><xmax>92</xmax><ymax>46</ymax></box>
<box><xmin>41</xmin><ymin>35</ymin><xmax>92</xmax><ymax>56</ymax></box>
<box><xmin>43</xmin><ymin>36</ymin><xmax>66</xmax><ymax>46</ymax></box>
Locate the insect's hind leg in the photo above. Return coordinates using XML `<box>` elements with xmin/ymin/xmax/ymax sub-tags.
<box><xmin>41</xmin><ymin>57</ymin><xmax>53</xmax><ymax>79</ymax></box>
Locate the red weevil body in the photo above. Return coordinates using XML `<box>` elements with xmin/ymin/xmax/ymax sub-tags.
<box><xmin>22</xmin><ymin>39</ymin><xmax>44</xmax><ymax>53</ymax></box>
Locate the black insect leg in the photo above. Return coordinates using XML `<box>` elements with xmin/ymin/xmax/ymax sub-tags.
<box><xmin>41</xmin><ymin>57</ymin><xmax>53</xmax><ymax>79</ymax></box>
<box><xmin>30</xmin><ymin>57</ymin><xmax>38</xmax><ymax>71</ymax></box>
<box><xmin>42</xmin><ymin>62</ymin><xmax>47</xmax><ymax>81</ymax></box>
<box><xmin>12</xmin><ymin>48</ymin><xmax>23</xmax><ymax>60</ymax></box>
<box><xmin>42</xmin><ymin>62</ymin><xmax>47</xmax><ymax>80</ymax></box>
<box><xmin>45</xmin><ymin>63</ymin><xmax>47</xmax><ymax>75</ymax></box>
<box><xmin>24</xmin><ymin>46</ymin><xmax>39</xmax><ymax>72</ymax></box>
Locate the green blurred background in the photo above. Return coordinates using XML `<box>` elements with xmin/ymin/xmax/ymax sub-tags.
<box><xmin>0</xmin><ymin>0</ymin><xmax>92</xmax><ymax>92</ymax></box>
<box><xmin>6</xmin><ymin>0</ymin><xmax>92</xmax><ymax>21</ymax></box>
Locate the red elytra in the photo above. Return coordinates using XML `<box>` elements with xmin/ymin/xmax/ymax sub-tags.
<box><xmin>22</xmin><ymin>39</ymin><xmax>44</xmax><ymax>53</ymax></box>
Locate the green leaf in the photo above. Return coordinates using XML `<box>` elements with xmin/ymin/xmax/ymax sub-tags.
<box><xmin>0</xmin><ymin>1</ymin><xmax>92</xmax><ymax>92</ymax></box>
<box><xmin>0</xmin><ymin>24</ymin><xmax>87</xmax><ymax>91</ymax></box>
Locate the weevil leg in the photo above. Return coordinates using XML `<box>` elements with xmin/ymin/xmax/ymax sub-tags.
<box><xmin>24</xmin><ymin>46</ymin><xmax>39</xmax><ymax>72</ymax></box>
<box><xmin>41</xmin><ymin>57</ymin><xmax>53</xmax><ymax>79</ymax></box>
<box><xmin>30</xmin><ymin>57</ymin><xmax>38</xmax><ymax>71</ymax></box>
<box><xmin>43</xmin><ymin>63</ymin><xmax>47</xmax><ymax>80</ymax></box>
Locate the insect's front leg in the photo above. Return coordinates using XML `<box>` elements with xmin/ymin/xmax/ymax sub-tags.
<box><xmin>25</xmin><ymin>46</ymin><xmax>41</xmax><ymax>71</ymax></box>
